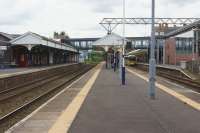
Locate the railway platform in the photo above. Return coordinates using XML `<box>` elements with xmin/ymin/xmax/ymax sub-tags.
<box><xmin>0</xmin><ymin>63</ymin><xmax>77</xmax><ymax>78</ymax></box>
<box><xmin>6</xmin><ymin>62</ymin><xmax>200</xmax><ymax>133</ymax></box>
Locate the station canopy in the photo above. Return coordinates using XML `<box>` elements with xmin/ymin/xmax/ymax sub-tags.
<box><xmin>10</xmin><ymin>32</ymin><xmax>77</xmax><ymax>52</ymax></box>
<box><xmin>92</xmin><ymin>33</ymin><xmax>129</xmax><ymax>51</ymax></box>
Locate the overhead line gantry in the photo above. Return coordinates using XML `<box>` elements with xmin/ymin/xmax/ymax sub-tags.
<box><xmin>100</xmin><ymin>18</ymin><xmax>200</xmax><ymax>34</ymax></box>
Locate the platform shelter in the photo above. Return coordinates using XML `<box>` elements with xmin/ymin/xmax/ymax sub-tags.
<box><xmin>92</xmin><ymin>33</ymin><xmax>129</xmax><ymax>69</ymax></box>
<box><xmin>10</xmin><ymin>32</ymin><xmax>79</xmax><ymax>67</ymax></box>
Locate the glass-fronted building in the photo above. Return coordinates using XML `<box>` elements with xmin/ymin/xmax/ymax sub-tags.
<box><xmin>175</xmin><ymin>37</ymin><xmax>193</xmax><ymax>55</ymax></box>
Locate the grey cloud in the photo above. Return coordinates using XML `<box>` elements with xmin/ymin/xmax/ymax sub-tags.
<box><xmin>0</xmin><ymin>0</ymin><xmax>46</xmax><ymax>26</ymax></box>
<box><xmin>92</xmin><ymin>4</ymin><xmax>116</xmax><ymax>13</ymax></box>
<box><xmin>162</xmin><ymin>0</ymin><xmax>199</xmax><ymax>6</ymax></box>
<box><xmin>75</xmin><ymin>0</ymin><xmax>122</xmax><ymax>13</ymax></box>
<box><xmin>0</xmin><ymin>13</ymin><xmax>31</xmax><ymax>26</ymax></box>
<box><xmin>79</xmin><ymin>25</ymin><xmax>100</xmax><ymax>31</ymax></box>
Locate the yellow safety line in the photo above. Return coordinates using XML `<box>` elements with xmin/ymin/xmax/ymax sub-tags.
<box><xmin>126</xmin><ymin>68</ymin><xmax>200</xmax><ymax>111</ymax></box>
<box><xmin>48</xmin><ymin>63</ymin><xmax>103</xmax><ymax>133</ymax></box>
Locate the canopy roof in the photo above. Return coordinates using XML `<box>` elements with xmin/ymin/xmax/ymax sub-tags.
<box><xmin>0</xmin><ymin>32</ymin><xmax>21</xmax><ymax>40</ymax></box>
<box><xmin>10</xmin><ymin>32</ymin><xmax>77</xmax><ymax>52</ymax></box>
<box><xmin>92</xmin><ymin>33</ymin><xmax>129</xmax><ymax>47</ymax></box>
<box><xmin>126</xmin><ymin>49</ymin><xmax>147</xmax><ymax>57</ymax></box>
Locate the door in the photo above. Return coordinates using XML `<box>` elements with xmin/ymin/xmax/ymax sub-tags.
<box><xmin>19</xmin><ymin>54</ymin><xmax>28</xmax><ymax>67</ymax></box>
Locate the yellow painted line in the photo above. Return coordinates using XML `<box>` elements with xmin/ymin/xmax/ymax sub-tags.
<box><xmin>48</xmin><ymin>63</ymin><xmax>103</xmax><ymax>133</ymax></box>
<box><xmin>126</xmin><ymin>68</ymin><xmax>200</xmax><ymax>111</ymax></box>
<box><xmin>5</xmin><ymin>65</ymin><xmax>91</xmax><ymax>133</ymax></box>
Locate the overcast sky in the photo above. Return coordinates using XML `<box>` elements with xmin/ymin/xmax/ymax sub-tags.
<box><xmin>0</xmin><ymin>0</ymin><xmax>200</xmax><ymax>38</ymax></box>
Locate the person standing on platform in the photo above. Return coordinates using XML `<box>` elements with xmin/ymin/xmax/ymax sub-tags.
<box><xmin>111</xmin><ymin>53</ymin><xmax>114</xmax><ymax>69</ymax></box>
<box><xmin>116</xmin><ymin>51</ymin><xmax>120</xmax><ymax>69</ymax></box>
<box><xmin>114</xmin><ymin>52</ymin><xmax>116</xmax><ymax>72</ymax></box>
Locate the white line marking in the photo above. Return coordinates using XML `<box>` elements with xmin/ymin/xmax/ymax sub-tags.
<box><xmin>127</xmin><ymin>68</ymin><xmax>200</xmax><ymax>111</ymax></box>
<box><xmin>5</xmin><ymin>66</ymin><xmax>94</xmax><ymax>133</ymax></box>
<box><xmin>48</xmin><ymin>63</ymin><xmax>103</xmax><ymax>133</ymax></box>
<box><xmin>162</xmin><ymin>79</ymin><xmax>200</xmax><ymax>95</ymax></box>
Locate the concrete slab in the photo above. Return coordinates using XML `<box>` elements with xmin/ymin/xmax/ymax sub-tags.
<box><xmin>7</xmin><ymin>64</ymin><xmax>200</xmax><ymax>133</ymax></box>
<box><xmin>69</xmin><ymin>65</ymin><xmax>200</xmax><ymax>133</ymax></box>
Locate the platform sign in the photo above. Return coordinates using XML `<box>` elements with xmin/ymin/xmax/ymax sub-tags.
<box><xmin>0</xmin><ymin>46</ymin><xmax>7</xmax><ymax>50</ymax></box>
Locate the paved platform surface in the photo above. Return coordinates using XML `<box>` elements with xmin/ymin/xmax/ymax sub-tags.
<box><xmin>0</xmin><ymin>63</ymin><xmax>76</xmax><ymax>78</ymax></box>
<box><xmin>69</xmin><ymin>65</ymin><xmax>200</xmax><ymax>133</ymax></box>
<box><xmin>128</xmin><ymin>67</ymin><xmax>200</xmax><ymax>103</ymax></box>
<box><xmin>6</xmin><ymin>63</ymin><xmax>200</xmax><ymax>133</ymax></box>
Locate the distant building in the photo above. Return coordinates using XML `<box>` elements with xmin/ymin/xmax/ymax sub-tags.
<box><xmin>0</xmin><ymin>32</ymin><xmax>21</xmax><ymax>68</ymax></box>
<box><xmin>0</xmin><ymin>32</ymin><xmax>78</xmax><ymax>68</ymax></box>
<box><xmin>62</xmin><ymin>38</ymin><xmax>99</xmax><ymax>61</ymax></box>
<box><xmin>62</xmin><ymin>21</ymin><xmax>200</xmax><ymax>67</ymax></box>
<box><xmin>164</xmin><ymin>21</ymin><xmax>200</xmax><ymax>65</ymax></box>
<box><xmin>64</xmin><ymin>37</ymin><xmax>162</xmax><ymax>63</ymax></box>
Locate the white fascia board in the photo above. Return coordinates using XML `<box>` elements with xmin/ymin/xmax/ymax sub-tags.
<box><xmin>11</xmin><ymin>32</ymin><xmax>42</xmax><ymax>45</ymax></box>
<box><xmin>10</xmin><ymin>32</ymin><xmax>42</xmax><ymax>43</ymax></box>
<box><xmin>56</xmin><ymin>44</ymin><xmax>60</xmax><ymax>49</ymax></box>
<box><xmin>49</xmin><ymin>41</ymin><xmax>55</xmax><ymax>48</ymax></box>
<box><xmin>65</xmin><ymin>47</ymin><xmax>70</xmax><ymax>51</ymax></box>
<box><xmin>42</xmin><ymin>40</ymin><xmax>48</xmax><ymax>46</ymax></box>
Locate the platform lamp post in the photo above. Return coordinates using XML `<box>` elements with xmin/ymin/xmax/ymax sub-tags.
<box><xmin>121</xmin><ymin>0</ymin><xmax>126</xmax><ymax>85</ymax></box>
<box><xmin>149</xmin><ymin>0</ymin><xmax>156</xmax><ymax>99</ymax></box>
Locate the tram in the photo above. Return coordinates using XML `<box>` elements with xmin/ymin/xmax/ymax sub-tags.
<box><xmin>125</xmin><ymin>55</ymin><xmax>137</xmax><ymax>66</ymax></box>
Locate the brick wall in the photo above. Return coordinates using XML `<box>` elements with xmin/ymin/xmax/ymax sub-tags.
<box><xmin>165</xmin><ymin>38</ymin><xmax>176</xmax><ymax>65</ymax></box>
<box><xmin>165</xmin><ymin>37</ymin><xmax>200</xmax><ymax>65</ymax></box>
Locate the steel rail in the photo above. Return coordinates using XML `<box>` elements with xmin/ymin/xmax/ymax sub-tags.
<box><xmin>0</xmin><ymin>68</ymin><xmax>78</xmax><ymax>101</ymax></box>
<box><xmin>0</xmin><ymin>66</ymin><xmax>92</xmax><ymax>123</ymax></box>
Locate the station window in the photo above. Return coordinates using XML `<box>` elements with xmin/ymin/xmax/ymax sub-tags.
<box><xmin>0</xmin><ymin>50</ymin><xmax>4</xmax><ymax>57</ymax></box>
<box><xmin>74</xmin><ymin>41</ymin><xmax>80</xmax><ymax>47</ymax></box>
<box><xmin>135</xmin><ymin>40</ymin><xmax>142</xmax><ymax>48</ymax></box>
<box><xmin>81</xmin><ymin>41</ymin><xmax>87</xmax><ymax>48</ymax></box>
<box><xmin>88</xmin><ymin>41</ymin><xmax>93</xmax><ymax>48</ymax></box>
<box><xmin>143</xmin><ymin>40</ymin><xmax>148</xmax><ymax>48</ymax></box>
<box><xmin>132</xmin><ymin>41</ymin><xmax>136</xmax><ymax>48</ymax></box>
<box><xmin>176</xmin><ymin>38</ymin><xmax>193</xmax><ymax>55</ymax></box>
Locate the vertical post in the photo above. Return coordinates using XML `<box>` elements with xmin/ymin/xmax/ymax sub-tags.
<box><xmin>192</xmin><ymin>29</ymin><xmax>196</xmax><ymax>60</ymax></box>
<box><xmin>163</xmin><ymin>39</ymin><xmax>165</xmax><ymax>64</ymax></box>
<box><xmin>106</xmin><ymin>52</ymin><xmax>108</xmax><ymax>68</ymax></box>
<box><xmin>149</xmin><ymin>0</ymin><xmax>156</xmax><ymax>99</ymax></box>
<box><xmin>157</xmin><ymin>38</ymin><xmax>159</xmax><ymax>64</ymax></box>
<box><xmin>47</xmin><ymin>47</ymin><xmax>50</xmax><ymax>65</ymax></box>
<box><xmin>192</xmin><ymin>29</ymin><xmax>196</xmax><ymax>72</ymax></box>
<box><xmin>196</xmin><ymin>29</ymin><xmax>199</xmax><ymax>73</ymax></box>
<box><xmin>121</xmin><ymin>0</ymin><xmax>126</xmax><ymax>85</ymax></box>
<box><xmin>39</xmin><ymin>45</ymin><xmax>42</xmax><ymax>66</ymax></box>
<box><xmin>78</xmin><ymin>48</ymin><xmax>80</xmax><ymax>63</ymax></box>
<box><xmin>196</xmin><ymin>29</ymin><xmax>199</xmax><ymax>58</ymax></box>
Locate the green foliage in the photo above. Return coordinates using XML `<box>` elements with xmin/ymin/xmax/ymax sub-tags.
<box><xmin>85</xmin><ymin>51</ymin><xmax>105</xmax><ymax>64</ymax></box>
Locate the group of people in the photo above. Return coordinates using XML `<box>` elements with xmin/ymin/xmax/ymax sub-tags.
<box><xmin>106</xmin><ymin>51</ymin><xmax>120</xmax><ymax>72</ymax></box>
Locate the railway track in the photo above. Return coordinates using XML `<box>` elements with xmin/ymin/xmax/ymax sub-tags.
<box><xmin>0</xmin><ymin>64</ymin><xmax>94</xmax><ymax>132</ymax></box>
<box><xmin>0</xmin><ymin>66</ymin><xmax>80</xmax><ymax>101</ymax></box>
<box><xmin>157</xmin><ymin>71</ymin><xmax>200</xmax><ymax>91</ymax></box>
<box><xmin>0</xmin><ymin>64</ymin><xmax>81</xmax><ymax>99</ymax></box>
<box><xmin>132</xmin><ymin>65</ymin><xmax>200</xmax><ymax>91</ymax></box>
